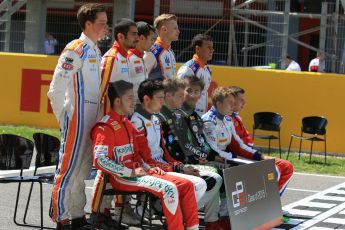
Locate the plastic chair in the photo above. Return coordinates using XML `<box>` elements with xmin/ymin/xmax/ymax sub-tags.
<box><xmin>0</xmin><ymin>134</ymin><xmax>44</xmax><ymax>229</ymax></box>
<box><xmin>287</xmin><ymin>116</ymin><xmax>328</xmax><ymax>163</ymax></box>
<box><xmin>253</xmin><ymin>112</ymin><xmax>283</xmax><ymax>157</ymax></box>
<box><xmin>23</xmin><ymin>133</ymin><xmax>60</xmax><ymax>224</ymax></box>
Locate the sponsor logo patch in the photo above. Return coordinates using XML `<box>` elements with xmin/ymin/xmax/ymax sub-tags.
<box><xmin>218</xmin><ymin>138</ymin><xmax>228</xmax><ymax>143</ymax></box>
<box><xmin>94</xmin><ymin>145</ymin><xmax>108</xmax><ymax>158</ymax></box>
<box><xmin>121</xmin><ymin>67</ymin><xmax>128</xmax><ymax>73</ymax></box>
<box><xmin>135</xmin><ymin>66</ymin><xmax>143</xmax><ymax>74</ymax></box>
<box><xmin>267</xmin><ymin>172</ymin><xmax>275</xmax><ymax>181</ymax></box>
<box><xmin>61</xmin><ymin>62</ymin><xmax>73</xmax><ymax>70</ymax></box>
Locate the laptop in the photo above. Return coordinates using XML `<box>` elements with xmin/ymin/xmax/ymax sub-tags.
<box><xmin>223</xmin><ymin>159</ymin><xmax>283</xmax><ymax>230</ymax></box>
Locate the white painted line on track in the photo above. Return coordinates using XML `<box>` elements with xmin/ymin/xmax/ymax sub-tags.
<box><xmin>286</xmin><ymin>188</ymin><xmax>320</xmax><ymax>193</ymax></box>
<box><xmin>297</xmin><ymin>201</ymin><xmax>336</xmax><ymax>209</ymax></box>
<box><xmin>283</xmin><ymin>182</ymin><xmax>345</xmax><ymax>210</ymax></box>
<box><xmin>294</xmin><ymin>172</ymin><xmax>345</xmax><ymax>179</ymax></box>
<box><xmin>323</xmin><ymin>217</ymin><xmax>345</xmax><ymax>225</ymax></box>
<box><xmin>288</xmin><ymin>209</ymin><xmax>321</xmax><ymax>217</ymax></box>
<box><xmin>291</xmin><ymin>202</ymin><xmax>345</xmax><ymax>230</ymax></box>
<box><xmin>318</xmin><ymin>195</ymin><xmax>345</xmax><ymax>202</ymax></box>
<box><xmin>308</xmin><ymin>227</ymin><xmax>335</xmax><ymax>230</ymax></box>
<box><xmin>0</xmin><ymin>165</ymin><xmax>55</xmax><ymax>177</ymax></box>
<box><xmin>339</xmin><ymin>210</ymin><xmax>345</xmax><ymax>215</ymax></box>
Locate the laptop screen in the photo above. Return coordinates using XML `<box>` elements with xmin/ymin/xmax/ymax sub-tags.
<box><xmin>223</xmin><ymin>159</ymin><xmax>283</xmax><ymax>229</ymax></box>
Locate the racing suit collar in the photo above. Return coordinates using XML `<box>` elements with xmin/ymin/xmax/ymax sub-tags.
<box><xmin>109</xmin><ymin>109</ymin><xmax>126</xmax><ymax>121</ymax></box>
<box><xmin>129</xmin><ymin>48</ymin><xmax>143</xmax><ymax>58</ymax></box>
<box><xmin>210</xmin><ymin>106</ymin><xmax>225</xmax><ymax>120</ymax></box>
<box><xmin>192</xmin><ymin>54</ymin><xmax>206</xmax><ymax>68</ymax></box>
<box><xmin>112</xmin><ymin>41</ymin><xmax>128</xmax><ymax>57</ymax></box>
<box><xmin>135</xmin><ymin>105</ymin><xmax>152</xmax><ymax>120</ymax></box>
<box><xmin>156</xmin><ymin>37</ymin><xmax>170</xmax><ymax>50</ymax></box>
<box><xmin>232</xmin><ymin>112</ymin><xmax>238</xmax><ymax>116</ymax></box>
<box><xmin>80</xmin><ymin>32</ymin><xmax>97</xmax><ymax>48</ymax></box>
<box><xmin>161</xmin><ymin>105</ymin><xmax>175</xmax><ymax>115</ymax></box>
<box><xmin>181</xmin><ymin>102</ymin><xmax>194</xmax><ymax>116</ymax></box>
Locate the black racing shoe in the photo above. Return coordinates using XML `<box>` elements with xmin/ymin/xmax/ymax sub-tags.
<box><xmin>71</xmin><ymin>216</ymin><xmax>92</xmax><ymax>229</ymax></box>
<box><xmin>90</xmin><ymin>212</ymin><xmax>118</xmax><ymax>230</ymax></box>
<box><xmin>56</xmin><ymin>221</ymin><xmax>71</xmax><ymax>230</ymax></box>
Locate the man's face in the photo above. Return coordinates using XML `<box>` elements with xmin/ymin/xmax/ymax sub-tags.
<box><xmin>90</xmin><ymin>12</ymin><xmax>108</xmax><ymax>40</ymax></box>
<box><xmin>217</xmin><ymin>95</ymin><xmax>235</xmax><ymax>115</ymax></box>
<box><xmin>119</xmin><ymin>89</ymin><xmax>136</xmax><ymax>115</ymax></box>
<box><xmin>147</xmin><ymin>90</ymin><xmax>165</xmax><ymax>113</ymax></box>
<box><xmin>233</xmin><ymin>93</ymin><xmax>246</xmax><ymax>112</ymax></box>
<box><xmin>167</xmin><ymin>88</ymin><xmax>185</xmax><ymax>109</ymax></box>
<box><xmin>196</xmin><ymin>40</ymin><xmax>214</xmax><ymax>62</ymax></box>
<box><xmin>184</xmin><ymin>84</ymin><xmax>202</xmax><ymax>107</ymax></box>
<box><xmin>140</xmin><ymin>31</ymin><xmax>156</xmax><ymax>52</ymax></box>
<box><xmin>165</xmin><ymin>20</ymin><xmax>180</xmax><ymax>42</ymax></box>
<box><xmin>124</xmin><ymin>26</ymin><xmax>139</xmax><ymax>49</ymax></box>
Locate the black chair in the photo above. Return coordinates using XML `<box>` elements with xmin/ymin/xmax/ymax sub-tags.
<box><xmin>95</xmin><ymin>173</ymin><xmax>157</xmax><ymax>229</ymax></box>
<box><xmin>23</xmin><ymin>133</ymin><xmax>60</xmax><ymax>224</ymax></box>
<box><xmin>287</xmin><ymin>116</ymin><xmax>328</xmax><ymax>163</ymax></box>
<box><xmin>0</xmin><ymin>134</ymin><xmax>44</xmax><ymax>229</ymax></box>
<box><xmin>253</xmin><ymin>112</ymin><xmax>283</xmax><ymax>157</ymax></box>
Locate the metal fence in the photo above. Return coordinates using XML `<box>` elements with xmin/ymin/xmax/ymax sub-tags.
<box><xmin>1</xmin><ymin>0</ymin><xmax>345</xmax><ymax>73</ymax></box>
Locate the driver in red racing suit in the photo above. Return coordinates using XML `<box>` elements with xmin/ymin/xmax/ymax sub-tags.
<box><xmin>91</xmin><ymin>80</ymin><xmax>199</xmax><ymax>230</ymax></box>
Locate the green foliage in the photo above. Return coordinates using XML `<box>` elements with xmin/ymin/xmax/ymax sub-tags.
<box><xmin>269</xmin><ymin>152</ymin><xmax>345</xmax><ymax>176</ymax></box>
<box><xmin>0</xmin><ymin>125</ymin><xmax>60</xmax><ymax>140</ymax></box>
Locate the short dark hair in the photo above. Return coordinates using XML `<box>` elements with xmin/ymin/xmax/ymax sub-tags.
<box><xmin>77</xmin><ymin>3</ymin><xmax>107</xmax><ymax>30</ymax></box>
<box><xmin>137</xmin><ymin>21</ymin><xmax>156</xmax><ymax>37</ymax></box>
<box><xmin>184</xmin><ymin>75</ymin><xmax>205</xmax><ymax>91</ymax></box>
<box><xmin>229</xmin><ymin>86</ymin><xmax>245</xmax><ymax>96</ymax></box>
<box><xmin>114</xmin><ymin>18</ymin><xmax>136</xmax><ymax>41</ymax></box>
<box><xmin>107</xmin><ymin>80</ymin><xmax>133</xmax><ymax>107</ymax></box>
<box><xmin>191</xmin><ymin>34</ymin><xmax>213</xmax><ymax>49</ymax></box>
<box><xmin>163</xmin><ymin>79</ymin><xmax>186</xmax><ymax>94</ymax></box>
<box><xmin>138</xmin><ymin>79</ymin><xmax>164</xmax><ymax>103</ymax></box>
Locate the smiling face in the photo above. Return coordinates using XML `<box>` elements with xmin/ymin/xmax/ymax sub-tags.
<box><xmin>184</xmin><ymin>84</ymin><xmax>202</xmax><ymax>108</ymax></box>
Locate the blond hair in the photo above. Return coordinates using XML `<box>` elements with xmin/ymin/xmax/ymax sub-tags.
<box><xmin>154</xmin><ymin>14</ymin><xmax>177</xmax><ymax>30</ymax></box>
<box><xmin>212</xmin><ymin>87</ymin><xmax>235</xmax><ymax>106</ymax></box>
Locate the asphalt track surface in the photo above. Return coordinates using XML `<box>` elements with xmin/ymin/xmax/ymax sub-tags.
<box><xmin>1</xmin><ymin>165</ymin><xmax>345</xmax><ymax>230</ymax></box>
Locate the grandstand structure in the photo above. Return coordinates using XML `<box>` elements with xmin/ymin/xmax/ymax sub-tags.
<box><xmin>1</xmin><ymin>0</ymin><xmax>345</xmax><ymax>72</ymax></box>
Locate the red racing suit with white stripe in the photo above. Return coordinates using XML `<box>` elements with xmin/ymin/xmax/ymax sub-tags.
<box><xmin>91</xmin><ymin>110</ymin><xmax>199</xmax><ymax>230</ymax></box>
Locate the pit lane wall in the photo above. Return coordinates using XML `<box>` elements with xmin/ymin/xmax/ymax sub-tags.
<box><xmin>0</xmin><ymin>52</ymin><xmax>344</xmax><ymax>154</ymax></box>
